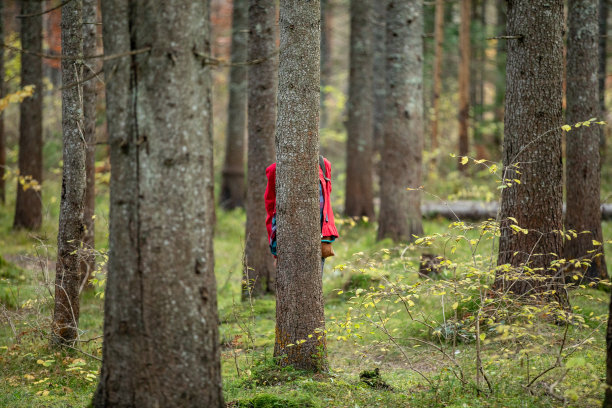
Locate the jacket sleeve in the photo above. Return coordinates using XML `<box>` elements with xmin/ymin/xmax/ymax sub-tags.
<box><xmin>264</xmin><ymin>163</ymin><xmax>276</xmax><ymax>241</ymax></box>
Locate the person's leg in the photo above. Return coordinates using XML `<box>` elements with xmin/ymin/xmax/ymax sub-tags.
<box><xmin>321</xmin><ymin>258</ymin><xmax>325</xmax><ymax>274</ymax></box>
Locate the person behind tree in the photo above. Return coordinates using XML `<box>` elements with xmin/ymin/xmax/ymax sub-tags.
<box><xmin>265</xmin><ymin>155</ymin><xmax>339</xmax><ymax>270</ymax></box>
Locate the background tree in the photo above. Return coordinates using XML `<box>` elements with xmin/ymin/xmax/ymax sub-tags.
<box><xmin>565</xmin><ymin>0</ymin><xmax>607</xmax><ymax>281</ymax></box>
<box><xmin>94</xmin><ymin>1</ymin><xmax>224</xmax><ymax>405</ymax></box>
<box><xmin>80</xmin><ymin>0</ymin><xmax>98</xmax><ymax>287</ymax></box>
<box><xmin>274</xmin><ymin>0</ymin><xmax>326</xmax><ymax>371</ymax></box>
<box><xmin>457</xmin><ymin>0</ymin><xmax>471</xmax><ymax>171</ymax></box>
<box><xmin>377</xmin><ymin>0</ymin><xmax>424</xmax><ymax>242</ymax></box>
<box><xmin>14</xmin><ymin>0</ymin><xmax>43</xmax><ymax>230</ymax></box>
<box><xmin>52</xmin><ymin>0</ymin><xmax>85</xmax><ymax>345</ymax></box>
<box><xmin>431</xmin><ymin>0</ymin><xmax>444</xmax><ymax>154</ymax></box>
<box><xmin>345</xmin><ymin>0</ymin><xmax>374</xmax><ymax>218</ymax></box>
<box><xmin>493</xmin><ymin>0</ymin><xmax>506</xmax><ymax>151</ymax></box>
<box><xmin>372</xmin><ymin>0</ymin><xmax>386</xmax><ymax>159</ymax></box>
<box><xmin>220</xmin><ymin>0</ymin><xmax>248</xmax><ymax>210</ymax></box>
<box><xmin>599</xmin><ymin>0</ymin><xmax>608</xmax><ymax>160</ymax></box>
<box><xmin>244</xmin><ymin>0</ymin><xmax>277</xmax><ymax>297</ymax></box>
<box><xmin>320</xmin><ymin>0</ymin><xmax>333</xmax><ymax>128</ymax></box>
<box><xmin>495</xmin><ymin>0</ymin><xmax>565</xmax><ymax>301</ymax></box>
<box><xmin>0</xmin><ymin>1</ymin><xmax>5</xmax><ymax>205</ymax></box>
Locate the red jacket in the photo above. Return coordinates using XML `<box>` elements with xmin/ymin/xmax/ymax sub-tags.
<box><xmin>265</xmin><ymin>159</ymin><xmax>339</xmax><ymax>247</ymax></box>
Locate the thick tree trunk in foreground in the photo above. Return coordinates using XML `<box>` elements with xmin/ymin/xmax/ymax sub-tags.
<box><xmin>14</xmin><ymin>0</ymin><xmax>43</xmax><ymax>230</ymax></box>
<box><xmin>431</xmin><ymin>0</ymin><xmax>444</xmax><ymax>153</ymax></box>
<box><xmin>495</xmin><ymin>0</ymin><xmax>565</xmax><ymax>303</ymax></box>
<box><xmin>457</xmin><ymin>0</ymin><xmax>470</xmax><ymax>171</ymax></box>
<box><xmin>220</xmin><ymin>0</ymin><xmax>248</xmax><ymax>210</ymax></box>
<box><xmin>274</xmin><ymin>0</ymin><xmax>326</xmax><ymax>371</ymax></box>
<box><xmin>372</xmin><ymin>0</ymin><xmax>386</xmax><ymax>159</ymax></box>
<box><xmin>94</xmin><ymin>1</ymin><xmax>223</xmax><ymax>406</ymax></box>
<box><xmin>80</xmin><ymin>0</ymin><xmax>98</xmax><ymax>288</ymax></box>
<box><xmin>0</xmin><ymin>1</ymin><xmax>4</xmax><ymax>205</ymax></box>
<box><xmin>244</xmin><ymin>0</ymin><xmax>277</xmax><ymax>297</ymax></box>
<box><xmin>377</xmin><ymin>0</ymin><xmax>423</xmax><ymax>242</ymax></box>
<box><xmin>599</xmin><ymin>0</ymin><xmax>608</xmax><ymax>160</ymax></box>
<box><xmin>345</xmin><ymin>0</ymin><xmax>374</xmax><ymax>218</ymax></box>
<box><xmin>52</xmin><ymin>0</ymin><xmax>85</xmax><ymax>345</ymax></box>
<box><xmin>565</xmin><ymin>0</ymin><xmax>607</xmax><ymax>282</ymax></box>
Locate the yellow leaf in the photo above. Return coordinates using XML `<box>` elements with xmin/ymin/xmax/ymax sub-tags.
<box><xmin>593</xmin><ymin>240</ymin><xmax>602</xmax><ymax>246</ymax></box>
<box><xmin>460</xmin><ymin>156</ymin><xmax>469</xmax><ymax>165</ymax></box>
<box><xmin>561</xmin><ymin>124</ymin><xmax>572</xmax><ymax>131</ymax></box>
<box><xmin>452</xmin><ymin>302</ymin><xmax>459</xmax><ymax>310</ymax></box>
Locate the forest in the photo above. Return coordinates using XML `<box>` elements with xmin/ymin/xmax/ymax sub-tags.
<box><xmin>2</xmin><ymin>0</ymin><xmax>612</xmax><ymax>407</ymax></box>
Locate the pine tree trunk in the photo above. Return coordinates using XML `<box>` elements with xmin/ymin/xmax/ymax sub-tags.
<box><xmin>52</xmin><ymin>0</ymin><xmax>85</xmax><ymax>345</ymax></box>
<box><xmin>345</xmin><ymin>0</ymin><xmax>374</xmax><ymax>218</ymax></box>
<box><xmin>80</xmin><ymin>0</ymin><xmax>98</xmax><ymax>289</ymax></box>
<box><xmin>377</xmin><ymin>0</ymin><xmax>423</xmax><ymax>242</ymax></box>
<box><xmin>244</xmin><ymin>0</ymin><xmax>277</xmax><ymax>297</ymax></box>
<box><xmin>274</xmin><ymin>0</ymin><xmax>326</xmax><ymax>372</ymax></box>
<box><xmin>599</xmin><ymin>0</ymin><xmax>608</xmax><ymax>161</ymax></box>
<box><xmin>14</xmin><ymin>0</ymin><xmax>43</xmax><ymax>230</ymax></box>
<box><xmin>565</xmin><ymin>0</ymin><xmax>608</xmax><ymax>282</ymax></box>
<box><xmin>320</xmin><ymin>0</ymin><xmax>332</xmax><ymax>128</ymax></box>
<box><xmin>431</xmin><ymin>0</ymin><xmax>444</xmax><ymax>152</ymax></box>
<box><xmin>495</xmin><ymin>0</ymin><xmax>566</xmax><ymax>303</ymax></box>
<box><xmin>372</xmin><ymin>0</ymin><xmax>386</xmax><ymax>160</ymax></box>
<box><xmin>220</xmin><ymin>0</ymin><xmax>248</xmax><ymax>210</ymax></box>
<box><xmin>94</xmin><ymin>1</ymin><xmax>224</xmax><ymax>406</ymax></box>
<box><xmin>0</xmin><ymin>1</ymin><xmax>5</xmax><ymax>205</ymax></box>
<box><xmin>458</xmin><ymin>0</ymin><xmax>471</xmax><ymax>171</ymax></box>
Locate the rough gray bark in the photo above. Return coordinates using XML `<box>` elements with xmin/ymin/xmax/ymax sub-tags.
<box><xmin>94</xmin><ymin>1</ymin><xmax>224</xmax><ymax>406</ymax></box>
<box><xmin>14</xmin><ymin>0</ymin><xmax>43</xmax><ymax>230</ymax></box>
<box><xmin>274</xmin><ymin>0</ymin><xmax>326</xmax><ymax>371</ymax></box>
<box><xmin>599</xmin><ymin>0</ymin><xmax>608</xmax><ymax>160</ymax></box>
<box><xmin>372</xmin><ymin>0</ymin><xmax>386</xmax><ymax>158</ymax></box>
<box><xmin>377</xmin><ymin>0</ymin><xmax>423</xmax><ymax>242</ymax></box>
<box><xmin>495</xmin><ymin>0</ymin><xmax>566</xmax><ymax>302</ymax></box>
<box><xmin>244</xmin><ymin>0</ymin><xmax>277</xmax><ymax>297</ymax></box>
<box><xmin>345</xmin><ymin>0</ymin><xmax>374</xmax><ymax>218</ymax></box>
<box><xmin>80</xmin><ymin>0</ymin><xmax>98</xmax><ymax>288</ymax></box>
<box><xmin>52</xmin><ymin>0</ymin><xmax>85</xmax><ymax>345</ymax></box>
<box><xmin>220</xmin><ymin>0</ymin><xmax>248</xmax><ymax>210</ymax></box>
<box><xmin>0</xmin><ymin>1</ymin><xmax>4</xmax><ymax>205</ymax></box>
<box><xmin>565</xmin><ymin>0</ymin><xmax>607</xmax><ymax>282</ymax></box>
<box><xmin>320</xmin><ymin>0</ymin><xmax>332</xmax><ymax>128</ymax></box>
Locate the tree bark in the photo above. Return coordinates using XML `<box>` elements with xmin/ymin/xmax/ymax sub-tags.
<box><xmin>345</xmin><ymin>0</ymin><xmax>374</xmax><ymax>218</ymax></box>
<box><xmin>599</xmin><ymin>0</ymin><xmax>608</xmax><ymax>161</ymax></box>
<box><xmin>52</xmin><ymin>0</ymin><xmax>85</xmax><ymax>346</ymax></box>
<box><xmin>565</xmin><ymin>0</ymin><xmax>608</xmax><ymax>282</ymax></box>
<box><xmin>372</xmin><ymin>0</ymin><xmax>386</xmax><ymax>160</ymax></box>
<box><xmin>495</xmin><ymin>0</ymin><xmax>566</xmax><ymax>303</ymax></box>
<box><xmin>320</xmin><ymin>0</ymin><xmax>332</xmax><ymax>129</ymax></box>
<box><xmin>431</xmin><ymin>0</ymin><xmax>444</xmax><ymax>153</ymax></box>
<box><xmin>80</xmin><ymin>0</ymin><xmax>98</xmax><ymax>289</ymax></box>
<box><xmin>244</xmin><ymin>0</ymin><xmax>277</xmax><ymax>297</ymax></box>
<box><xmin>377</xmin><ymin>0</ymin><xmax>424</xmax><ymax>243</ymax></box>
<box><xmin>14</xmin><ymin>0</ymin><xmax>43</xmax><ymax>230</ymax></box>
<box><xmin>94</xmin><ymin>1</ymin><xmax>224</xmax><ymax>406</ymax></box>
<box><xmin>220</xmin><ymin>0</ymin><xmax>248</xmax><ymax>210</ymax></box>
<box><xmin>274</xmin><ymin>0</ymin><xmax>326</xmax><ymax>372</ymax></box>
<box><xmin>0</xmin><ymin>1</ymin><xmax>5</xmax><ymax>205</ymax></box>
<box><xmin>458</xmin><ymin>0</ymin><xmax>471</xmax><ymax>171</ymax></box>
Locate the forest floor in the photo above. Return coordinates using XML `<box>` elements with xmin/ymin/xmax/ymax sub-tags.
<box><xmin>1</xmin><ymin>169</ymin><xmax>612</xmax><ymax>407</ymax></box>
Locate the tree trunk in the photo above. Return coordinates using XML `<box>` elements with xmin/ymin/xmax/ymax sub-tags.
<box><xmin>457</xmin><ymin>0</ymin><xmax>471</xmax><ymax>171</ymax></box>
<box><xmin>0</xmin><ymin>1</ymin><xmax>5</xmax><ymax>205</ymax></box>
<box><xmin>345</xmin><ymin>0</ymin><xmax>374</xmax><ymax>218</ymax></box>
<box><xmin>14</xmin><ymin>0</ymin><xmax>43</xmax><ymax>230</ymax></box>
<box><xmin>94</xmin><ymin>1</ymin><xmax>224</xmax><ymax>406</ymax></box>
<box><xmin>220</xmin><ymin>0</ymin><xmax>248</xmax><ymax>210</ymax></box>
<box><xmin>565</xmin><ymin>0</ymin><xmax>608</xmax><ymax>282</ymax></box>
<box><xmin>372</xmin><ymin>0</ymin><xmax>386</xmax><ymax>162</ymax></box>
<box><xmin>377</xmin><ymin>0</ymin><xmax>424</xmax><ymax>242</ymax></box>
<box><xmin>52</xmin><ymin>0</ymin><xmax>85</xmax><ymax>346</ymax></box>
<box><xmin>244</xmin><ymin>0</ymin><xmax>277</xmax><ymax>297</ymax></box>
<box><xmin>599</xmin><ymin>0</ymin><xmax>608</xmax><ymax>161</ymax></box>
<box><xmin>493</xmin><ymin>0</ymin><xmax>506</xmax><ymax>153</ymax></box>
<box><xmin>495</xmin><ymin>0</ymin><xmax>566</xmax><ymax>303</ymax></box>
<box><xmin>274</xmin><ymin>0</ymin><xmax>326</xmax><ymax>372</ymax></box>
<box><xmin>320</xmin><ymin>0</ymin><xmax>332</xmax><ymax>129</ymax></box>
<box><xmin>431</xmin><ymin>0</ymin><xmax>444</xmax><ymax>153</ymax></box>
<box><xmin>80</xmin><ymin>0</ymin><xmax>98</xmax><ymax>289</ymax></box>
